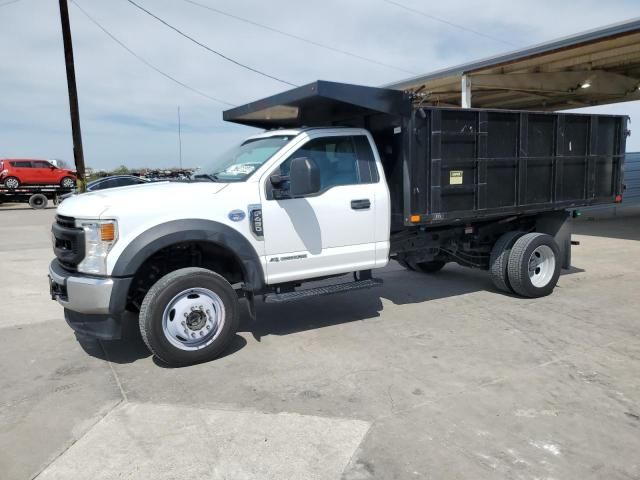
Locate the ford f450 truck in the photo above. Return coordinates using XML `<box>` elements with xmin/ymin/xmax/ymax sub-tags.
<box><xmin>49</xmin><ymin>81</ymin><xmax>627</xmax><ymax>366</ymax></box>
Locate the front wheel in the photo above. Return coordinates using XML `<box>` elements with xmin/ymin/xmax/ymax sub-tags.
<box><xmin>60</xmin><ymin>177</ymin><xmax>75</xmax><ymax>189</ymax></box>
<box><xmin>139</xmin><ymin>267</ymin><xmax>239</xmax><ymax>366</ymax></box>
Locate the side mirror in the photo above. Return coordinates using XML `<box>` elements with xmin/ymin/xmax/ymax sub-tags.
<box><xmin>289</xmin><ymin>157</ymin><xmax>320</xmax><ymax>197</ymax></box>
<box><xmin>49</xmin><ymin>165</ymin><xmax>56</xmax><ymax>170</ymax></box>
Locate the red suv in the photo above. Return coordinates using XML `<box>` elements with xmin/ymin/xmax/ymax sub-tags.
<box><xmin>0</xmin><ymin>159</ymin><xmax>76</xmax><ymax>189</ymax></box>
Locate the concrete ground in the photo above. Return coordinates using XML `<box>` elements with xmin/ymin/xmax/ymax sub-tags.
<box><xmin>1</xmin><ymin>202</ymin><xmax>639</xmax><ymax>480</ymax></box>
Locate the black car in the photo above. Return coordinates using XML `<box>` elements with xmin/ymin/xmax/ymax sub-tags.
<box><xmin>59</xmin><ymin>175</ymin><xmax>149</xmax><ymax>201</ymax></box>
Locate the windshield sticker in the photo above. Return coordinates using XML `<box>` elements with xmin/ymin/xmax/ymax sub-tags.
<box><xmin>224</xmin><ymin>164</ymin><xmax>256</xmax><ymax>175</ymax></box>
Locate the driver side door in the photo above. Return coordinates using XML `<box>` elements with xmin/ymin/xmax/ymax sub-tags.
<box><xmin>260</xmin><ymin>133</ymin><xmax>381</xmax><ymax>284</ymax></box>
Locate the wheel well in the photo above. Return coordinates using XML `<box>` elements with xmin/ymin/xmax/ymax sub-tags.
<box><xmin>126</xmin><ymin>241</ymin><xmax>244</xmax><ymax>311</ymax></box>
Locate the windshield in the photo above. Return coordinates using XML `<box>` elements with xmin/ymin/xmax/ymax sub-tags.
<box><xmin>195</xmin><ymin>135</ymin><xmax>294</xmax><ymax>182</ymax></box>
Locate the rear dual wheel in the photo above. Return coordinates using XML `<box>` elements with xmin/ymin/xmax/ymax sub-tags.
<box><xmin>508</xmin><ymin>233</ymin><xmax>561</xmax><ymax>298</ymax></box>
<box><xmin>490</xmin><ymin>232</ymin><xmax>561</xmax><ymax>298</ymax></box>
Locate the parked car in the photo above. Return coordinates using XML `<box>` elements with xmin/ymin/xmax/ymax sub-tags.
<box><xmin>0</xmin><ymin>158</ymin><xmax>76</xmax><ymax>188</ymax></box>
<box><xmin>59</xmin><ymin>175</ymin><xmax>149</xmax><ymax>202</ymax></box>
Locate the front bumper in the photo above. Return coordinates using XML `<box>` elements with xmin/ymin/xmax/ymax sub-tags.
<box><xmin>48</xmin><ymin>259</ymin><xmax>132</xmax><ymax>340</ymax></box>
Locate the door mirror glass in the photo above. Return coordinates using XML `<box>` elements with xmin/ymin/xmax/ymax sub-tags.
<box><xmin>289</xmin><ymin>157</ymin><xmax>320</xmax><ymax>196</ymax></box>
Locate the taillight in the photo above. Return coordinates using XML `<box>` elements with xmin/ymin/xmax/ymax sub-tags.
<box><xmin>615</xmin><ymin>194</ymin><xmax>623</xmax><ymax>203</ymax></box>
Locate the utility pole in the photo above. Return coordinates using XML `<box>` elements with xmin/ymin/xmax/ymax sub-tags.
<box><xmin>58</xmin><ymin>0</ymin><xmax>87</xmax><ymax>192</ymax></box>
<box><xmin>177</xmin><ymin>106</ymin><xmax>183</xmax><ymax>170</ymax></box>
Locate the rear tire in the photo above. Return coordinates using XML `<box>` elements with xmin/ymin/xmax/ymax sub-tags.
<box><xmin>28</xmin><ymin>193</ymin><xmax>48</xmax><ymax>209</ymax></box>
<box><xmin>139</xmin><ymin>267</ymin><xmax>239</xmax><ymax>366</ymax></box>
<box><xmin>3</xmin><ymin>177</ymin><xmax>20</xmax><ymax>189</ymax></box>
<box><xmin>411</xmin><ymin>260</ymin><xmax>446</xmax><ymax>273</ymax></box>
<box><xmin>507</xmin><ymin>233</ymin><xmax>561</xmax><ymax>298</ymax></box>
<box><xmin>489</xmin><ymin>230</ymin><xmax>524</xmax><ymax>293</ymax></box>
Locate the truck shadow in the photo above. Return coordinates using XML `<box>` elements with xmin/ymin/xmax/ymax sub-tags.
<box><xmin>247</xmin><ymin>264</ymin><xmax>546</xmax><ymax>340</ymax></box>
<box><xmin>78</xmin><ymin>263</ymin><xmax>587</xmax><ymax>364</ymax></box>
<box><xmin>78</xmin><ymin>311</ymin><xmax>248</xmax><ymax>366</ymax></box>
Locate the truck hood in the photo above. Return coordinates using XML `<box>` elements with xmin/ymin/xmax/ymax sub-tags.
<box><xmin>57</xmin><ymin>181</ymin><xmax>229</xmax><ymax>219</ymax></box>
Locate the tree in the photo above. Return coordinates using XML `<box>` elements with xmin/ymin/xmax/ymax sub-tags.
<box><xmin>113</xmin><ymin>165</ymin><xmax>130</xmax><ymax>175</ymax></box>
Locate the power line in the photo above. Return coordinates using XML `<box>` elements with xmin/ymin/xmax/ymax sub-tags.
<box><xmin>71</xmin><ymin>0</ymin><xmax>235</xmax><ymax>106</ymax></box>
<box><xmin>0</xmin><ymin>0</ymin><xmax>22</xmax><ymax>8</ymax></box>
<box><xmin>125</xmin><ymin>0</ymin><xmax>298</xmax><ymax>87</ymax></box>
<box><xmin>181</xmin><ymin>0</ymin><xmax>417</xmax><ymax>75</ymax></box>
<box><xmin>382</xmin><ymin>0</ymin><xmax>518</xmax><ymax>48</ymax></box>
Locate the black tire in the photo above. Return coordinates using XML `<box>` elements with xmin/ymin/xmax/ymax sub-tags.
<box><xmin>139</xmin><ymin>267</ymin><xmax>239</xmax><ymax>366</ymax></box>
<box><xmin>60</xmin><ymin>177</ymin><xmax>75</xmax><ymax>189</ymax></box>
<box><xmin>395</xmin><ymin>258</ymin><xmax>415</xmax><ymax>270</ymax></box>
<box><xmin>28</xmin><ymin>193</ymin><xmax>48</xmax><ymax>209</ymax></box>
<box><xmin>3</xmin><ymin>176</ymin><xmax>20</xmax><ymax>189</ymax></box>
<box><xmin>489</xmin><ymin>230</ymin><xmax>524</xmax><ymax>293</ymax></box>
<box><xmin>411</xmin><ymin>260</ymin><xmax>446</xmax><ymax>273</ymax></box>
<box><xmin>507</xmin><ymin>233</ymin><xmax>561</xmax><ymax>298</ymax></box>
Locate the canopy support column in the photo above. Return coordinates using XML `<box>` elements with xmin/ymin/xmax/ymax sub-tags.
<box><xmin>461</xmin><ymin>75</ymin><xmax>472</xmax><ymax>108</ymax></box>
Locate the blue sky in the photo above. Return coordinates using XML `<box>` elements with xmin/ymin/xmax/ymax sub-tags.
<box><xmin>1</xmin><ymin>0</ymin><xmax>639</xmax><ymax>169</ymax></box>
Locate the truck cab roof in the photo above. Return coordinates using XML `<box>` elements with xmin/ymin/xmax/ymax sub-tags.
<box><xmin>244</xmin><ymin>126</ymin><xmax>363</xmax><ymax>142</ymax></box>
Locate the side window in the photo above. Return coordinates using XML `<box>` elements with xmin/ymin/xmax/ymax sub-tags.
<box><xmin>278</xmin><ymin>135</ymin><xmax>378</xmax><ymax>195</ymax></box>
<box><xmin>13</xmin><ymin>161</ymin><xmax>33</xmax><ymax>168</ymax></box>
<box><xmin>88</xmin><ymin>179</ymin><xmax>109</xmax><ymax>191</ymax></box>
<box><xmin>34</xmin><ymin>161</ymin><xmax>51</xmax><ymax>168</ymax></box>
<box><xmin>113</xmin><ymin>177</ymin><xmax>134</xmax><ymax>187</ymax></box>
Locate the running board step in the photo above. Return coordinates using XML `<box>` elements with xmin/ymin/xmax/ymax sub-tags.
<box><xmin>264</xmin><ymin>278</ymin><xmax>383</xmax><ymax>304</ymax></box>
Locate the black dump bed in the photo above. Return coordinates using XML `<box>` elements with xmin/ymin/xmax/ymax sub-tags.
<box><xmin>224</xmin><ymin>81</ymin><xmax>627</xmax><ymax>230</ymax></box>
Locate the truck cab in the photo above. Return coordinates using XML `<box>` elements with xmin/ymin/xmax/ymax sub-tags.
<box><xmin>49</xmin><ymin>126</ymin><xmax>390</xmax><ymax>365</ymax></box>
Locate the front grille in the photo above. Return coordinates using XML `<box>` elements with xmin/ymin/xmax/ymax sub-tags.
<box><xmin>53</xmin><ymin>216</ymin><xmax>85</xmax><ymax>270</ymax></box>
<box><xmin>56</xmin><ymin>215</ymin><xmax>76</xmax><ymax>229</ymax></box>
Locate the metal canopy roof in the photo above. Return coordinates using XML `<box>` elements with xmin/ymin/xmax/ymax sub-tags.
<box><xmin>223</xmin><ymin>80</ymin><xmax>407</xmax><ymax>128</ymax></box>
<box><xmin>387</xmin><ymin>18</ymin><xmax>640</xmax><ymax>110</ymax></box>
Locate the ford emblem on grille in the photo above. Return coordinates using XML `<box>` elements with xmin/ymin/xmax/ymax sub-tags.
<box><xmin>228</xmin><ymin>209</ymin><xmax>246</xmax><ymax>222</ymax></box>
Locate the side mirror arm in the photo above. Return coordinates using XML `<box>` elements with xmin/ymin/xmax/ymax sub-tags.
<box><xmin>269</xmin><ymin>174</ymin><xmax>289</xmax><ymax>188</ymax></box>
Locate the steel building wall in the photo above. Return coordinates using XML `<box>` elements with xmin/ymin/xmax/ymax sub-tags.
<box><xmin>625</xmin><ymin>152</ymin><xmax>640</xmax><ymax>203</ymax></box>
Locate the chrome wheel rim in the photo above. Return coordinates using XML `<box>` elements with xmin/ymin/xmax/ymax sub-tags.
<box><xmin>62</xmin><ymin>178</ymin><xmax>74</xmax><ymax>188</ymax></box>
<box><xmin>528</xmin><ymin>245</ymin><xmax>555</xmax><ymax>288</ymax></box>
<box><xmin>161</xmin><ymin>287</ymin><xmax>225</xmax><ymax>351</ymax></box>
<box><xmin>5</xmin><ymin>178</ymin><xmax>18</xmax><ymax>189</ymax></box>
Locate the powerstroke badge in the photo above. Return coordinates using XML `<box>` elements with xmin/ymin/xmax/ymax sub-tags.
<box><xmin>228</xmin><ymin>210</ymin><xmax>246</xmax><ymax>222</ymax></box>
<box><xmin>248</xmin><ymin>204</ymin><xmax>263</xmax><ymax>238</ymax></box>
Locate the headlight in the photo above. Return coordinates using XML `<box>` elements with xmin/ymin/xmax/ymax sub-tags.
<box><xmin>75</xmin><ymin>219</ymin><xmax>118</xmax><ymax>275</ymax></box>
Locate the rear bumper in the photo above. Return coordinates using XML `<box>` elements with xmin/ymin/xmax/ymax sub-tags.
<box><xmin>48</xmin><ymin>259</ymin><xmax>132</xmax><ymax>340</ymax></box>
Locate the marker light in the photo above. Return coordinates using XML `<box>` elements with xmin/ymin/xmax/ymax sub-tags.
<box><xmin>100</xmin><ymin>222</ymin><xmax>116</xmax><ymax>242</ymax></box>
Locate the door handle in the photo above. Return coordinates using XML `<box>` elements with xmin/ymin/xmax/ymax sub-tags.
<box><xmin>351</xmin><ymin>199</ymin><xmax>371</xmax><ymax>210</ymax></box>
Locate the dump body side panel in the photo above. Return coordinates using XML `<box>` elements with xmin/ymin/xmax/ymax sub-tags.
<box><xmin>402</xmin><ymin>108</ymin><xmax>626</xmax><ymax>228</ymax></box>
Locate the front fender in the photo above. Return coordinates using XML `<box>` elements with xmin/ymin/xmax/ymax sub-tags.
<box><xmin>111</xmin><ymin>219</ymin><xmax>265</xmax><ymax>291</ymax></box>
